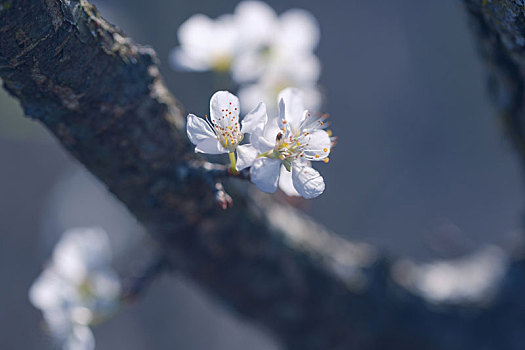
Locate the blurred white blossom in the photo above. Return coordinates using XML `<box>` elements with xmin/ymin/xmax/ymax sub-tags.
<box><xmin>169</xmin><ymin>13</ymin><xmax>238</xmax><ymax>72</ymax></box>
<box><xmin>237</xmin><ymin>87</ymin><xmax>333</xmax><ymax>198</ymax></box>
<box><xmin>231</xmin><ymin>2</ymin><xmax>320</xmax><ymax>84</ymax></box>
<box><xmin>170</xmin><ymin>1</ymin><xmax>323</xmax><ymax>113</ymax></box>
<box><xmin>29</xmin><ymin>227</ymin><xmax>121</xmax><ymax>350</ymax></box>
<box><xmin>233</xmin><ymin>2</ymin><xmax>322</xmax><ymax>113</ymax></box>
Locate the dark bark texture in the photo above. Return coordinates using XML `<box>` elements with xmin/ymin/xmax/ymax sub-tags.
<box><xmin>2</xmin><ymin>0</ymin><xmax>525</xmax><ymax>349</ymax></box>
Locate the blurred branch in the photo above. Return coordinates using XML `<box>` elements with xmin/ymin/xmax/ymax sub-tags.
<box><xmin>463</xmin><ymin>0</ymin><xmax>525</xmax><ymax>159</ymax></box>
<box><xmin>121</xmin><ymin>254</ymin><xmax>169</xmax><ymax>302</ymax></box>
<box><xmin>2</xmin><ymin>1</ymin><xmax>525</xmax><ymax>349</ymax></box>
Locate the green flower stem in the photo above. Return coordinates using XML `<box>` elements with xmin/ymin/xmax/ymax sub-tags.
<box><xmin>228</xmin><ymin>152</ymin><xmax>239</xmax><ymax>175</ymax></box>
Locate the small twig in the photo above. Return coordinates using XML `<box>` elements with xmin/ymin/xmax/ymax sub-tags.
<box><xmin>179</xmin><ymin>160</ymin><xmax>250</xmax><ymax>209</ymax></box>
<box><xmin>182</xmin><ymin>160</ymin><xmax>250</xmax><ymax>180</ymax></box>
<box><xmin>121</xmin><ymin>254</ymin><xmax>169</xmax><ymax>303</ymax></box>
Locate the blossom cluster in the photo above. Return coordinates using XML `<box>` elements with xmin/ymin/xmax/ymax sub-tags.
<box><xmin>187</xmin><ymin>88</ymin><xmax>335</xmax><ymax>199</ymax></box>
<box><xmin>29</xmin><ymin>227</ymin><xmax>121</xmax><ymax>350</ymax></box>
<box><xmin>170</xmin><ymin>0</ymin><xmax>321</xmax><ymax>113</ymax></box>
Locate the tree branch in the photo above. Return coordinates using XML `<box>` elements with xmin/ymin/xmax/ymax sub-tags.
<box><xmin>463</xmin><ymin>0</ymin><xmax>525</xmax><ymax>160</ymax></box>
<box><xmin>2</xmin><ymin>1</ymin><xmax>525</xmax><ymax>349</ymax></box>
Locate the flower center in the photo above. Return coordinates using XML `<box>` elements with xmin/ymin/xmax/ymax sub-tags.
<box><xmin>206</xmin><ymin>106</ymin><xmax>242</xmax><ymax>151</ymax></box>
<box><xmin>260</xmin><ymin>130</ymin><xmax>307</xmax><ymax>171</ymax></box>
<box><xmin>78</xmin><ymin>278</ymin><xmax>95</xmax><ymax>300</ymax></box>
<box><xmin>262</xmin><ymin>116</ymin><xmax>333</xmax><ymax>169</ymax></box>
<box><xmin>212</xmin><ymin>55</ymin><xmax>232</xmax><ymax>72</ymax></box>
<box><xmin>215</xmin><ymin>123</ymin><xmax>242</xmax><ymax>150</ymax></box>
<box><xmin>278</xmin><ymin>131</ymin><xmax>304</xmax><ymax>151</ymax></box>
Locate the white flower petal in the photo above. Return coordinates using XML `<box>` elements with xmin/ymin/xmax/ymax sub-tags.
<box><xmin>276</xmin><ymin>54</ymin><xmax>321</xmax><ymax>83</ymax></box>
<box><xmin>187</xmin><ymin>114</ymin><xmax>227</xmax><ymax>154</ymax></box>
<box><xmin>236</xmin><ymin>144</ymin><xmax>259</xmax><ymax>170</ymax></box>
<box><xmin>186</xmin><ymin>114</ymin><xmax>216</xmax><ymax>145</ymax></box>
<box><xmin>178</xmin><ymin>14</ymin><xmax>213</xmax><ymax>48</ymax></box>
<box><xmin>175</xmin><ymin>14</ymin><xmax>238</xmax><ymax>72</ymax></box>
<box><xmin>90</xmin><ymin>270</ymin><xmax>121</xmax><ymax>301</ymax></box>
<box><xmin>278</xmin><ymin>166</ymin><xmax>300</xmax><ymax>196</ymax></box>
<box><xmin>177</xmin><ymin>14</ymin><xmax>215</xmax><ymax>68</ymax></box>
<box><xmin>241</xmin><ymin>102</ymin><xmax>267</xmax><ymax>134</ymax></box>
<box><xmin>302</xmin><ymin>85</ymin><xmax>323</xmax><ymax>113</ymax></box>
<box><xmin>29</xmin><ymin>268</ymin><xmax>69</xmax><ymax>311</ymax></box>
<box><xmin>70</xmin><ymin>306</ymin><xmax>94</xmax><ymax>326</ymax></box>
<box><xmin>299</xmin><ymin>55</ymin><xmax>321</xmax><ymax>82</ymax></box>
<box><xmin>263</xmin><ymin>114</ymin><xmax>281</xmax><ymax>141</ymax></box>
<box><xmin>34</xmin><ymin>291</ymin><xmax>96</xmax><ymax>349</ymax></box>
<box><xmin>291</xmin><ymin>163</ymin><xmax>325</xmax><ymax>199</ymax></box>
<box><xmin>278</xmin><ymin>97</ymin><xmax>286</xmax><ymax>125</ymax></box>
<box><xmin>239</xmin><ymin>84</ymin><xmax>265</xmax><ymax>114</ymax></box>
<box><xmin>43</xmin><ymin>308</ymin><xmax>72</xmax><ymax>338</ymax></box>
<box><xmin>210</xmin><ymin>91</ymin><xmax>240</xmax><ymax>126</ymax></box>
<box><xmin>231</xmin><ymin>1</ymin><xmax>278</xmax><ymax>83</ymax></box>
<box><xmin>250</xmin><ymin>134</ymin><xmax>275</xmax><ymax>154</ymax></box>
<box><xmin>239</xmin><ymin>70</ymin><xmax>322</xmax><ymax>116</ymax></box>
<box><xmin>213</xmin><ymin>14</ymin><xmax>239</xmax><ymax>55</ymax></box>
<box><xmin>278</xmin><ymin>9</ymin><xmax>320</xmax><ymax>52</ymax></box>
<box><xmin>303</xmin><ymin>129</ymin><xmax>331</xmax><ymax>160</ymax></box>
<box><xmin>260</xmin><ymin>114</ymin><xmax>281</xmax><ymax>148</ymax></box>
<box><xmin>53</xmin><ymin>227</ymin><xmax>112</xmax><ymax>284</ymax></box>
<box><xmin>64</xmin><ymin>325</ymin><xmax>95</xmax><ymax>350</ymax></box>
<box><xmin>235</xmin><ymin>1</ymin><xmax>277</xmax><ymax>47</ymax></box>
<box><xmin>250</xmin><ymin>158</ymin><xmax>281</xmax><ymax>193</ymax></box>
<box><xmin>169</xmin><ymin>47</ymin><xmax>210</xmax><ymax>72</ymax></box>
<box><xmin>231</xmin><ymin>51</ymin><xmax>266</xmax><ymax>83</ymax></box>
<box><xmin>278</xmin><ymin>87</ymin><xmax>306</xmax><ymax>131</ymax></box>
<box><xmin>249</xmin><ymin>113</ymin><xmax>279</xmax><ymax>153</ymax></box>
<box><xmin>195</xmin><ymin>138</ymin><xmax>227</xmax><ymax>154</ymax></box>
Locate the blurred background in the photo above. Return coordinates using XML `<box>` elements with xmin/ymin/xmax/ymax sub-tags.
<box><xmin>1</xmin><ymin>0</ymin><xmax>523</xmax><ymax>348</ymax></box>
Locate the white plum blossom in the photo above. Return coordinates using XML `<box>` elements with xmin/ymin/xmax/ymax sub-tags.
<box><xmin>186</xmin><ymin>90</ymin><xmax>266</xmax><ymax>172</ymax></box>
<box><xmin>29</xmin><ymin>227</ymin><xmax>121</xmax><ymax>350</ymax></box>
<box><xmin>169</xmin><ymin>13</ymin><xmax>238</xmax><ymax>72</ymax></box>
<box><xmin>237</xmin><ymin>87</ymin><xmax>333</xmax><ymax>199</ymax></box>
<box><xmin>187</xmin><ymin>91</ymin><xmax>242</xmax><ymax>154</ymax></box>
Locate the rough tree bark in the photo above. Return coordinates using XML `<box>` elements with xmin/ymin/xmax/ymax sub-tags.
<box><xmin>2</xmin><ymin>0</ymin><xmax>525</xmax><ymax>349</ymax></box>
